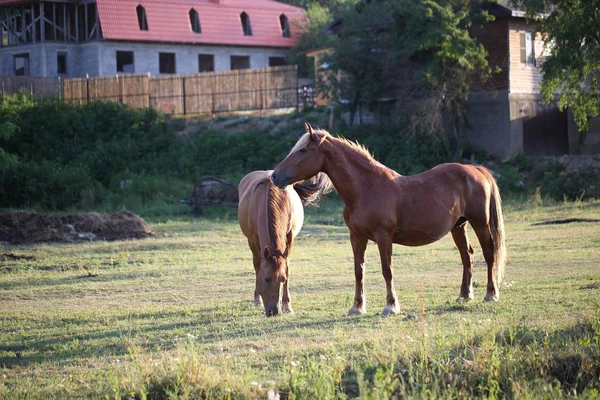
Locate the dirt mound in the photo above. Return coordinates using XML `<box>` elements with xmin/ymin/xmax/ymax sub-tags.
<box><xmin>0</xmin><ymin>210</ymin><xmax>152</xmax><ymax>244</ymax></box>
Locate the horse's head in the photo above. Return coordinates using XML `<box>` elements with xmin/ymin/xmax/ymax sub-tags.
<box><xmin>258</xmin><ymin>245</ymin><xmax>289</xmax><ymax>317</ymax></box>
<box><xmin>271</xmin><ymin>123</ymin><xmax>326</xmax><ymax>189</ymax></box>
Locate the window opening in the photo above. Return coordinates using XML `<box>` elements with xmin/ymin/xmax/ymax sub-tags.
<box><xmin>137</xmin><ymin>5</ymin><xmax>149</xmax><ymax>31</ymax></box>
<box><xmin>240</xmin><ymin>12</ymin><xmax>252</xmax><ymax>36</ymax></box>
<box><xmin>159</xmin><ymin>52</ymin><xmax>176</xmax><ymax>74</ymax></box>
<box><xmin>520</xmin><ymin>32</ymin><xmax>535</xmax><ymax>65</ymax></box>
<box><xmin>231</xmin><ymin>55</ymin><xmax>250</xmax><ymax>70</ymax></box>
<box><xmin>279</xmin><ymin>14</ymin><xmax>291</xmax><ymax>38</ymax></box>
<box><xmin>189</xmin><ymin>8</ymin><xmax>201</xmax><ymax>33</ymax></box>
<box><xmin>269</xmin><ymin>57</ymin><xmax>286</xmax><ymax>67</ymax></box>
<box><xmin>57</xmin><ymin>52</ymin><xmax>67</xmax><ymax>75</ymax></box>
<box><xmin>199</xmin><ymin>54</ymin><xmax>214</xmax><ymax>72</ymax></box>
<box><xmin>117</xmin><ymin>51</ymin><xmax>135</xmax><ymax>73</ymax></box>
<box><xmin>14</xmin><ymin>53</ymin><xmax>30</xmax><ymax>76</ymax></box>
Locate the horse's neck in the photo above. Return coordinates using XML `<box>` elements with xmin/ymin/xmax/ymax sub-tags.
<box><xmin>322</xmin><ymin>140</ymin><xmax>388</xmax><ymax>207</ymax></box>
<box><xmin>265</xmin><ymin>186</ymin><xmax>290</xmax><ymax>253</ymax></box>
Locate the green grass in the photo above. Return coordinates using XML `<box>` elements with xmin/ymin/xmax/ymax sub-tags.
<box><xmin>1</xmin><ymin>198</ymin><xmax>599</xmax><ymax>399</ymax></box>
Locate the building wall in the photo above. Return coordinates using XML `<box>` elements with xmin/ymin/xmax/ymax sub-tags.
<box><xmin>508</xmin><ymin>20</ymin><xmax>548</xmax><ymax>94</ymax></box>
<box><xmin>0</xmin><ymin>42</ymin><xmax>101</xmax><ymax>77</ymax></box>
<box><xmin>96</xmin><ymin>41</ymin><xmax>289</xmax><ymax>77</ymax></box>
<box><xmin>1</xmin><ymin>41</ymin><xmax>288</xmax><ymax>77</ymax></box>
<box><xmin>466</xmin><ymin>91</ymin><xmax>515</xmax><ymax>159</ymax></box>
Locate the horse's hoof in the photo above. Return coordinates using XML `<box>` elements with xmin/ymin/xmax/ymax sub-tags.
<box><xmin>348</xmin><ymin>306</ymin><xmax>366</xmax><ymax>315</ymax></box>
<box><xmin>253</xmin><ymin>298</ymin><xmax>262</xmax><ymax>307</ymax></box>
<box><xmin>456</xmin><ymin>294</ymin><xmax>474</xmax><ymax>303</ymax></box>
<box><xmin>282</xmin><ymin>304</ymin><xmax>294</xmax><ymax>314</ymax></box>
<box><xmin>483</xmin><ymin>293</ymin><xmax>499</xmax><ymax>302</ymax></box>
<box><xmin>381</xmin><ymin>304</ymin><xmax>400</xmax><ymax>316</ymax></box>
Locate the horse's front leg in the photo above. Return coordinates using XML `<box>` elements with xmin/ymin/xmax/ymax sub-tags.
<box><xmin>250</xmin><ymin>243</ymin><xmax>262</xmax><ymax>306</ymax></box>
<box><xmin>376</xmin><ymin>235</ymin><xmax>400</xmax><ymax>316</ymax></box>
<box><xmin>348</xmin><ymin>231</ymin><xmax>368</xmax><ymax>315</ymax></box>
<box><xmin>281</xmin><ymin>264</ymin><xmax>294</xmax><ymax>313</ymax></box>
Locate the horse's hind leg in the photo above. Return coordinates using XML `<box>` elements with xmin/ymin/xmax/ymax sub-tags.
<box><xmin>471</xmin><ymin>222</ymin><xmax>500</xmax><ymax>301</ymax></box>
<box><xmin>375</xmin><ymin>234</ymin><xmax>400</xmax><ymax>316</ymax></box>
<box><xmin>451</xmin><ymin>220</ymin><xmax>475</xmax><ymax>301</ymax></box>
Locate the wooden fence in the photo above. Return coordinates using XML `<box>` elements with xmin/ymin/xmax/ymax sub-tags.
<box><xmin>1</xmin><ymin>65</ymin><xmax>301</xmax><ymax>114</ymax></box>
<box><xmin>0</xmin><ymin>76</ymin><xmax>63</xmax><ymax>100</ymax></box>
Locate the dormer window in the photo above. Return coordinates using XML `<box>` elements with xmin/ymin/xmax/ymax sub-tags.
<box><xmin>137</xmin><ymin>5</ymin><xmax>148</xmax><ymax>31</ymax></box>
<box><xmin>189</xmin><ymin>8</ymin><xmax>201</xmax><ymax>33</ymax></box>
<box><xmin>279</xmin><ymin>14</ymin><xmax>291</xmax><ymax>38</ymax></box>
<box><xmin>240</xmin><ymin>12</ymin><xmax>252</xmax><ymax>36</ymax></box>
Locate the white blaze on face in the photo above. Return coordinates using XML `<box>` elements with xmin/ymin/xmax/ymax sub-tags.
<box><xmin>288</xmin><ymin>132</ymin><xmax>311</xmax><ymax>156</ymax></box>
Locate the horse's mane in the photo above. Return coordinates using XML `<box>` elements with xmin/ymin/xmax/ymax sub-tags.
<box><xmin>291</xmin><ymin>128</ymin><xmax>376</xmax><ymax>163</ymax></box>
<box><xmin>331</xmin><ymin>134</ymin><xmax>376</xmax><ymax>163</ymax></box>
<box><xmin>259</xmin><ymin>178</ymin><xmax>291</xmax><ymax>258</ymax></box>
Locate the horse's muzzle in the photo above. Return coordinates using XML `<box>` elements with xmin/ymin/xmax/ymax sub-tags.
<box><xmin>265</xmin><ymin>308</ymin><xmax>279</xmax><ymax>317</ymax></box>
<box><xmin>270</xmin><ymin>172</ymin><xmax>288</xmax><ymax>189</ymax></box>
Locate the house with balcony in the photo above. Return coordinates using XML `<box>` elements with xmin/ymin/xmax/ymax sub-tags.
<box><xmin>0</xmin><ymin>0</ymin><xmax>306</xmax><ymax>78</ymax></box>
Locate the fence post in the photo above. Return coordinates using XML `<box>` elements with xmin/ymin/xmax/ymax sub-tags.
<box><xmin>296</xmin><ymin>69</ymin><xmax>300</xmax><ymax>112</ymax></box>
<box><xmin>58</xmin><ymin>76</ymin><xmax>62</xmax><ymax>101</ymax></box>
<box><xmin>181</xmin><ymin>75</ymin><xmax>186</xmax><ymax>115</ymax></box>
<box><xmin>85</xmin><ymin>73</ymin><xmax>90</xmax><ymax>104</ymax></box>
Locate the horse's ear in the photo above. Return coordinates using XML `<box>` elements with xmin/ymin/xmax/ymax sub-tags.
<box><xmin>305</xmin><ymin>122</ymin><xmax>316</xmax><ymax>141</ymax></box>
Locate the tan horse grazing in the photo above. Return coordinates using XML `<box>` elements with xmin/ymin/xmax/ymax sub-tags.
<box><xmin>238</xmin><ymin>170</ymin><xmax>331</xmax><ymax>316</ymax></box>
<box><xmin>271</xmin><ymin>124</ymin><xmax>506</xmax><ymax>316</ymax></box>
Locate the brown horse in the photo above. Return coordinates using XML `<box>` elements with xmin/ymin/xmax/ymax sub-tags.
<box><xmin>238</xmin><ymin>170</ymin><xmax>331</xmax><ymax>316</ymax></box>
<box><xmin>271</xmin><ymin>124</ymin><xmax>506</xmax><ymax>316</ymax></box>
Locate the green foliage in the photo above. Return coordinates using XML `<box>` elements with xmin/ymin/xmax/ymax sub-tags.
<box><xmin>0</xmin><ymin>94</ymin><xmax>302</xmax><ymax>211</ymax></box>
<box><xmin>341</xmin><ymin>124</ymin><xmax>450</xmax><ymax>174</ymax></box>
<box><xmin>286</xmin><ymin>3</ymin><xmax>338</xmax><ymax>78</ymax></box>
<box><xmin>531</xmin><ymin>161</ymin><xmax>600</xmax><ymax>201</ymax></box>
<box><xmin>181</xmin><ymin>128</ymin><xmax>297</xmax><ymax>181</ymax></box>
<box><xmin>0</xmin><ymin>96</ymin><xmax>183</xmax><ymax>210</ymax></box>
<box><xmin>511</xmin><ymin>0</ymin><xmax>600</xmax><ymax>130</ymax></box>
<box><xmin>324</xmin><ymin>0</ymin><xmax>491</xmax><ymax>156</ymax></box>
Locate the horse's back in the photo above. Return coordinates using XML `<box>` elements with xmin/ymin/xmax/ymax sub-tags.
<box><xmin>238</xmin><ymin>170</ymin><xmax>272</xmax><ymax>241</ymax></box>
<box><xmin>237</xmin><ymin>170</ymin><xmax>304</xmax><ymax>241</ymax></box>
<box><xmin>238</xmin><ymin>170</ymin><xmax>272</xmax><ymax>204</ymax></box>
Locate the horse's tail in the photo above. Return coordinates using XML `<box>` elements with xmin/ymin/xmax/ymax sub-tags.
<box><xmin>292</xmin><ymin>173</ymin><xmax>333</xmax><ymax>206</ymax></box>
<box><xmin>476</xmin><ymin>166</ymin><xmax>506</xmax><ymax>283</ymax></box>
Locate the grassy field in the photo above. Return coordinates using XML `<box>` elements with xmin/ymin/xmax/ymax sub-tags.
<box><xmin>0</xmin><ymin>198</ymin><xmax>599</xmax><ymax>399</ymax></box>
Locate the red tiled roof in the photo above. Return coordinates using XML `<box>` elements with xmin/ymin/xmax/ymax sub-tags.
<box><xmin>0</xmin><ymin>0</ymin><xmax>306</xmax><ymax>47</ymax></box>
<box><xmin>98</xmin><ymin>0</ymin><xmax>306</xmax><ymax>47</ymax></box>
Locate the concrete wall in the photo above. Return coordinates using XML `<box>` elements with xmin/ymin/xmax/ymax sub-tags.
<box><xmin>1</xmin><ymin>40</ymin><xmax>289</xmax><ymax>78</ymax></box>
<box><xmin>0</xmin><ymin>42</ymin><xmax>100</xmax><ymax>77</ymax></box>
<box><xmin>96</xmin><ymin>41</ymin><xmax>288</xmax><ymax>77</ymax></box>
<box><xmin>466</xmin><ymin>91</ymin><xmax>515</xmax><ymax>159</ymax></box>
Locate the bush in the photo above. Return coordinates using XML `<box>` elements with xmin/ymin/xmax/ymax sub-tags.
<box><xmin>0</xmin><ymin>96</ymin><xmax>183</xmax><ymax>210</ymax></box>
<box><xmin>532</xmin><ymin>161</ymin><xmax>600</xmax><ymax>201</ymax></box>
<box><xmin>340</xmin><ymin>124</ymin><xmax>450</xmax><ymax>174</ymax></box>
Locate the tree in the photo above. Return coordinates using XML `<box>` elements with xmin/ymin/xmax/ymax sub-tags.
<box><xmin>511</xmin><ymin>0</ymin><xmax>600</xmax><ymax>130</ymax></box>
<box><xmin>282</xmin><ymin>0</ymin><xmax>354</xmax><ymax>77</ymax></box>
<box><xmin>323</xmin><ymin>0</ymin><xmax>491</xmax><ymax>156</ymax></box>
